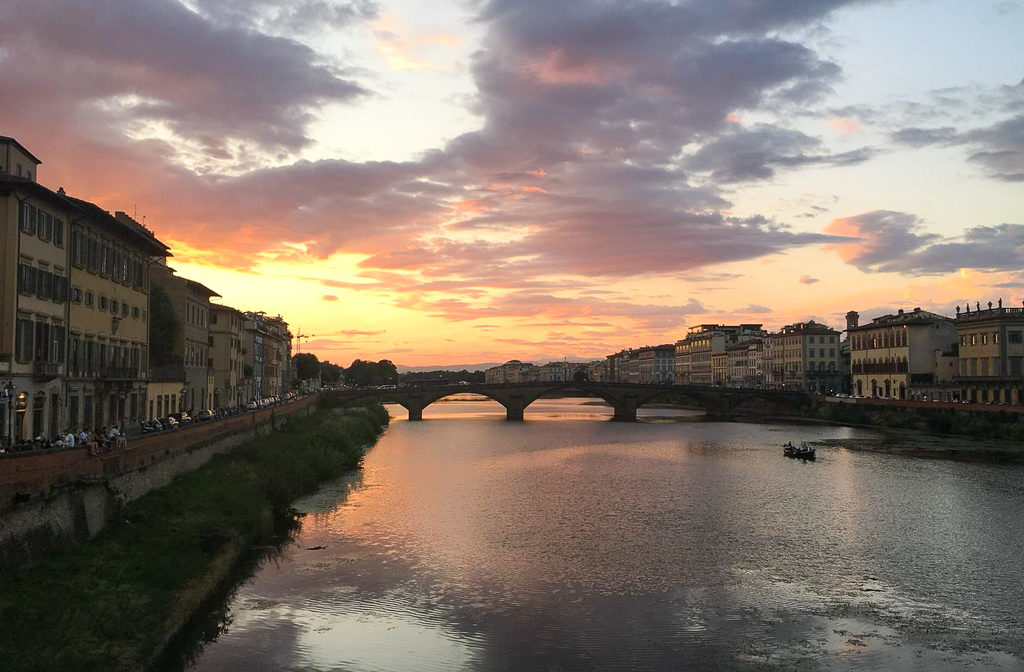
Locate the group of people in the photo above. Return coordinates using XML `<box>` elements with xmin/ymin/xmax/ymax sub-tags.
<box><xmin>1</xmin><ymin>425</ymin><xmax>127</xmax><ymax>455</ymax></box>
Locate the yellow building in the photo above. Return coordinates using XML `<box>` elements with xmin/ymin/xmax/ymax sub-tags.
<box><xmin>210</xmin><ymin>303</ymin><xmax>245</xmax><ymax>408</ymax></box>
<box><xmin>146</xmin><ymin>380</ymin><xmax>183</xmax><ymax>421</ymax></box>
<box><xmin>766</xmin><ymin>321</ymin><xmax>842</xmax><ymax>394</ymax></box>
<box><xmin>848</xmin><ymin>308</ymin><xmax>956</xmax><ymax>399</ymax></box>
<box><xmin>66</xmin><ymin>204</ymin><xmax>170</xmax><ymax>431</ymax></box>
<box><xmin>954</xmin><ymin>300</ymin><xmax>1024</xmax><ymax>404</ymax></box>
<box><xmin>1</xmin><ymin>136</ymin><xmax>75</xmax><ymax>442</ymax></box>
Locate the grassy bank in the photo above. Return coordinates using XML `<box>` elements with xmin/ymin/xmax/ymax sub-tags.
<box><xmin>810</xmin><ymin>400</ymin><xmax>1024</xmax><ymax>442</ymax></box>
<box><xmin>0</xmin><ymin>402</ymin><xmax>388</xmax><ymax>672</ymax></box>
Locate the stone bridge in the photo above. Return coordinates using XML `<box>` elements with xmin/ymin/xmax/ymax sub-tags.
<box><xmin>326</xmin><ymin>382</ymin><xmax>812</xmax><ymax>422</ymax></box>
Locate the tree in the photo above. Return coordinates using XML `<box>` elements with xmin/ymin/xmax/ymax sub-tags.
<box><xmin>343</xmin><ymin>359</ymin><xmax>397</xmax><ymax>387</ymax></box>
<box><xmin>320</xmin><ymin>361</ymin><xmax>343</xmax><ymax>384</ymax></box>
<box><xmin>149</xmin><ymin>283</ymin><xmax>180</xmax><ymax>366</ymax></box>
<box><xmin>293</xmin><ymin>353</ymin><xmax>320</xmax><ymax>380</ymax></box>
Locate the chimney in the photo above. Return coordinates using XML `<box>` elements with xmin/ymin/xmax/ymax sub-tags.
<box><xmin>845</xmin><ymin>311</ymin><xmax>859</xmax><ymax>331</ymax></box>
<box><xmin>898</xmin><ymin>308</ymin><xmax>904</xmax><ymax>315</ymax></box>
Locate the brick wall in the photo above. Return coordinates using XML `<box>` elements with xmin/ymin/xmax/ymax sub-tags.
<box><xmin>0</xmin><ymin>396</ymin><xmax>318</xmax><ymax>509</ymax></box>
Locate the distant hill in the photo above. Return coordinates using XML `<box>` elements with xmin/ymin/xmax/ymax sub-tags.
<box><xmin>395</xmin><ymin>363</ymin><xmax>503</xmax><ymax>373</ymax></box>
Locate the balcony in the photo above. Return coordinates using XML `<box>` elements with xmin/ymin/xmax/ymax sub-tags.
<box><xmin>33</xmin><ymin>361</ymin><xmax>60</xmax><ymax>381</ymax></box>
<box><xmin>852</xmin><ymin>362</ymin><xmax>909</xmax><ymax>374</ymax></box>
<box><xmin>100</xmin><ymin>365</ymin><xmax>137</xmax><ymax>380</ymax></box>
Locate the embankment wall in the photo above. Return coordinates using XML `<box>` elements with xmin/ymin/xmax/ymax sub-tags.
<box><xmin>0</xmin><ymin>397</ymin><xmax>317</xmax><ymax>568</ymax></box>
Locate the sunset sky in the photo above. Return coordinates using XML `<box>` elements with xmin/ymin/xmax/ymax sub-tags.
<box><xmin>2</xmin><ymin>0</ymin><xmax>1022</xmax><ymax>367</ymax></box>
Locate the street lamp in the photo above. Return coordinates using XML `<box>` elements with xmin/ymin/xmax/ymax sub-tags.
<box><xmin>3</xmin><ymin>381</ymin><xmax>14</xmax><ymax>449</ymax></box>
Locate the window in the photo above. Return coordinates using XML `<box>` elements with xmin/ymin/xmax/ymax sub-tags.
<box><xmin>71</xmin><ymin>286</ymin><xmax>83</xmax><ymax>304</ymax></box>
<box><xmin>1010</xmin><ymin>331</ymin><xmax>1023</xmax><ymax>344</ymax></box>
<box><xmin>100</xmin><ymin>244</ymin><xmax>110</xmax><ymax>276</ymax></box>
<box><xmin>20</xmin><ymin>203</ymin><xmax>36</xmax><ymax>234</ymax></box>
<box><xmin>71</xmin><ymin>227</ymin><xmax>85</xmax><ymax>266</ymax></box>
<box><xmin>15</xmin><ymin>318</ymin><xmax>34</xmax><ymax>362</ymax></box>
<box><xmin>85</xmin><ymin>291</ymin><xmax>94</xmax><ymax>308</ymax></box>
<box><xmin>54</xmin><ymin>275</ymin><xmax>68</xmax><ymax>303</ymax></box>
<box><xmin>88</xmin><ymin>238</ymin><xmax>100</xmax><ymax>273</ymax></box>
<box><xmin>994</xmin><ymin>333</ymin><xmax>1000</xmax><ymax>344</ymax></box>
<box><xmin>971</xmin><ymin>334</ymin><xmax>977</xmax><ymax>345</ymax></box>
<box><xmin>53</xmin><ymin>218</ymin><xmax>64</xmax><ymax>247</ymax></box>
<box><xmin>111</xmin><ymin>299</ymin><xmax>119</xmax><ymax>314</ymax></box>
<box><xmin>121</xmin><ymin>302</ymin><xmax>129</xmax><ymax>317</ymax></box>
<box><xmin>37</xmin><ymin>270</ymin><xmax>52</xmax><ymax>301</ymax></box>
<box><xmin>17</xmin><ymin>264</ymin><xmax>36</xmax><ymax>295</ymax></box>
<box><xmin>38</xmin><ymin>211</ymin><xmax>51</xmax><ymax>242</ymax></box>
<box><xmin>99</xmin><ymin>295</ymin><xmax>108</xmax><ymax>311</ymax></box>
<box><xmin>132</xmin><ymin>306</ymin><xmax>140</xmax><ymax>319</ymax></box>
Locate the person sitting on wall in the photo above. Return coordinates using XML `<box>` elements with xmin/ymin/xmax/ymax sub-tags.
<box><xmin>85</xmin><ymin>428</ymin><xmax>102</xmax><ymax>456</ymax></box>
<box><xmin>111</xmin><ymin>425</ymin><xmax>128</xmax><ymax>451</ymax></box>
<box><xmin>64</xmin><ymin>429</ymin><xmax>76</xmax><ymax>449</ymax></box>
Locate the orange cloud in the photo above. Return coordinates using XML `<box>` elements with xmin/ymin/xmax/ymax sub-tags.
<box><xmin>828</xmin><ymin>117</ymin><xmax>862</xmax><ymax>134</ymax></box>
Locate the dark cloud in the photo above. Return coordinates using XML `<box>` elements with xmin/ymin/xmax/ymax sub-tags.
<box><xmin>891</xmin><ymin>127</ymin><xmax>958</xmax><ymax>148</ymax></box>
<box><xmin>2</xmin><ymin>0</ymin><xmax>882</xmax><ymax>304</ymax></box>
<box><xmin>322</xmin><ymin>294</ymin><xmax>339</xmax><ymax>301</ymax></box>
<box><xmin>687</xmin><ymin>124</ymin><xmax>873</xmax><ymax>182</ymax></box>
<box><xmin>963</xmin><ymin>115</ymin><xmax>1024</xmax><ymax>182</ymax></box>
<box><xmin>799</xmin><ymin>275</ymin><xmax>820</xmax><ymax>284</ymax></box>
<box><xmin>0</xmin><ymin>0</ymin><xmax>367</xmax><ymax>158</ymax></box>
<box><xmin>827</xmin><ymin>210</ymin><xmax>1024</xmax><ymax>275</ymax></box>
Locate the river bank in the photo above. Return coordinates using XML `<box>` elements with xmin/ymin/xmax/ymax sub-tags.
<box><xmin>0</xmin><ymin>402</ymin><xmax>388</xmax><ymax>672</ymax></box>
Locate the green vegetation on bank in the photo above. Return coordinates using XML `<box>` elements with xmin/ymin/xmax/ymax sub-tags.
<box><xmin>0</xmin><ymin>402</ymin><xmax>389</xmax><ymax>672</ymax></box>
<box><xmin>812</xmin><ymin>400</ymin><xmax>1024</xmax><ymax>441</ymax></box>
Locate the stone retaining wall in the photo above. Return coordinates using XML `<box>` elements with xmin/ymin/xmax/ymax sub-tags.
<box><xmin>0</xmin><ymin>396</ymin><xmax>318</xmax><ymax>568</ymax></box>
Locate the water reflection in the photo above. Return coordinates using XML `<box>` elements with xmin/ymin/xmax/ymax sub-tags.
<box><xmin>186</xmin><ymin>399</ymin><xmax>1024</xmax><ymax>671</ymax></box>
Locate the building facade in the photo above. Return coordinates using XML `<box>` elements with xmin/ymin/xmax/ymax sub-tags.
<box><xmin>766</xmin><ymin>321</ymin><xmax>842</xmax><ymax>394</ymax></box>
<box><xmin>953</xmin><ymin>300</ymin><xmax>1024</xmax><ymax>404</ymax></box>
<box><xmin>150</xmin><ymin>264</ymin><xmax>219</xmax><ymax>413</ymax></box>
<box><xmin>210</xmin><ymin>304</ymin><xmax>245</xmax><ymax>408</ymax></box>
<box><xmin>484</xmin><ymin>360</ymin><xmax>537</xmax><ymax>384</ymax></box>
<box><xmin>848</xmin><ymin>308</ymin><xmax>957</xmax><ymax>399</ymax></box>
<box><xmin>638</xmin><ymin>345</ymin><xmax>674</xmax><ymax>384</ymax></box>
<box><xmin>674</xmin><ymin>324</ymin><xmax>764</xmax><ymax>385</ymax></box>
<box><xmin>66</xmin><ymin>207</ymin><xmax>168</xmax><ymax>431</ymax></box>
<box><xmin>1</xmin><ymin>138</ymin><xmax>72</xmax><ymax>441</ymax></box>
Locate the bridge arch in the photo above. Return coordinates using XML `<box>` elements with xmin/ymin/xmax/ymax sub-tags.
<box><xmin>324</xmin><ymin>383</ymin><xmax>810</xmax><ymax>422</ymax></box>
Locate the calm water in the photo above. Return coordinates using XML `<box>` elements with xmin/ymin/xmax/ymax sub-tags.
<box><xmin>184</xmin><ymin>398</ymin><xmax>1024</xmax><ymax>671</ymax></box>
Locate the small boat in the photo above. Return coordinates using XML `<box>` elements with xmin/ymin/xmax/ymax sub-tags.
<box><xmin>783</xmin><ymin>441</ymin><xmax>816</xmax><ymax>460</ymax></box>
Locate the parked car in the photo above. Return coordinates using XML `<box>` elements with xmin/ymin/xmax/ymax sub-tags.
<box><xmin>246</xmin><ymin>400</ymin><xmax>259</xmax><ymax>410</ymax></box>
<box><xmin>197</xmin><ymin>409</ymin><xmax>214</xmax><ymax>422</ymax></box>
<box><xmin>162</xmin><ymin>416</ymin><xmax>179</xmax><ymax>429</ymax></box>
<box><xmin>141</xmin><ymin>419</ymin><xmax>164</xmax><ymax>433</ymax></box>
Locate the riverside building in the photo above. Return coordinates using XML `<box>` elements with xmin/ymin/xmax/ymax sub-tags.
<box><xmin>1</xmin><ymin>137</ymin><xmax>74</xmax><ymax>441</ymax></box>
<box><xmin>847</xmin><ymin>308</ymin><xmax>957</xmax><ymax>400</ymax></box>
<box><xmin>210</xmin><ymin>304</ymin><xmax>246</xmax><ymax>408</ymax></box>
<box><xmin>66</xmin><ymin>206</ymin><xmax>169</xmax><ymax>431</ymax></box>
<box><xmin>954</xmin><ymin>299</ymin><xmax>1024</xmax><ymax>404</ymax></box>
<box><xmin>674</xmin><ymin>324</ymin><xmax>764</xmax><ymax>385</ymax></box>
<box><xmin>766</xmin><ymin>321</ymin><xmax>842</xmax><ymax>394</ymax></box>
<box><xmin>150</xmin><ymin>263</ymin><xmax>219</xmax><ymax>413</ymax></box>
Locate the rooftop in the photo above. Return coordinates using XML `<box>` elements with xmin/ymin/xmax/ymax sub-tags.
<box><xmin>0</xmin><ymin>135</ymin><xmax>42</xmax><ymax>165</ymax></box>
<box><xmin>848</xmin><ymin>307</ymin><xmax>953</xmax><ymax>331</ymax></box>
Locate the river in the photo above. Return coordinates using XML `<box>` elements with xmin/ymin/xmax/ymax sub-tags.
<box><xmin>181</xmin><ymin>397</ymin><xmax>1024</xmax><ymax>671</ymax></box>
